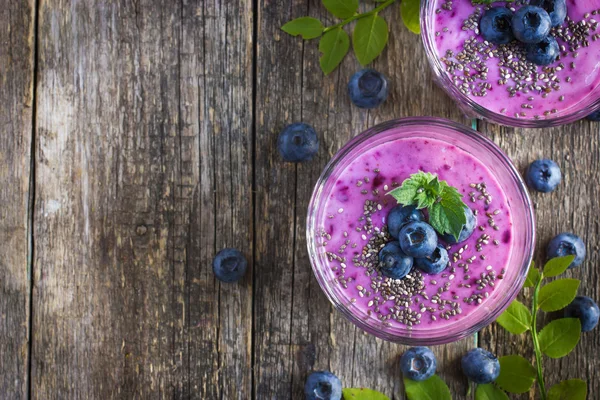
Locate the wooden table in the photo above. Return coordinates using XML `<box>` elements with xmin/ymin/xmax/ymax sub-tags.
<box><xmin>2</xmin><ymin>0</ymin><xmax>599</xmax><ymax>398</ymax></box>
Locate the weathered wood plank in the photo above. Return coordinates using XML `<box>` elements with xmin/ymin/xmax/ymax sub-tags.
<box><xmin>0</xmin><ymin>0</ymin><xmax>35</xmax><ymax>398</ymax></box>
<box><xmin>479</xmin><ymin>120</ymin><xmax>600</xmax><ymax>399</ymax></box>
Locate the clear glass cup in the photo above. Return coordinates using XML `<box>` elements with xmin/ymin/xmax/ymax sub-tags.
<box><xmin>306</xmin><ymin>117</ymin><xmax>535</xmax><ymax>345</ymax></box>
<box><xmin>420</xmin><ymin>0</ymin><xmax>600</xmax><ymax>128</ymax></box>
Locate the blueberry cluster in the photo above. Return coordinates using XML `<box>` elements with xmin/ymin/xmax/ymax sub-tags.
<box><xmin>378</xmin><ymin>205</ymin><xmax>476</xmax><ymax>280</ymax></box>
<box><xmin>479</xmin><ymin>0</ymin><xmax>566</xmax><ymax>66</ymax></box>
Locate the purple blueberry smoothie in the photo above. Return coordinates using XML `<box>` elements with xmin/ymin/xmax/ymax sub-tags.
<box><xmin>423</xmin><ymin>0</ymin><xmax>600</xmax><ymax>123</ymax></box>
<box><xmin>308</xmin><ymin>118</ymin><xmax>534</xmax><ymax>344</ymax></box>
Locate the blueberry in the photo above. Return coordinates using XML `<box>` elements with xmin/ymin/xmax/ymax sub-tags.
<box><xmin>378</xmin><ymin>241</ymin><xmax>413</xmax><ymax>280</ymax></box>
<box><xmin>531</xmin><ymin>0</ymin><xmax>567</xmax><ymax>27</ymax></box>
<box><xmin>564</xmin><ymin>296</ymin><xmax>600</xmax><ymax>332</ymax></box>
<box><xmin>526</xmin><ymin>35</ymin><xmax>559</xmax><ymax>66</ymax></box>
<box><xmin>441</xmin><ymin>206</ymin><xmax>476</xmax><ymax>244</ymax></box>
<box><xmin>400</xmin><ymin>347</ymin><xmax>437</xmax><ymax>382</ymax></box>
<box><xmin>277</xmin><ymin>123</ymin><xmax>319</xmax><ymax>162</ymax></box>
<box><xmin>479</xmin><ymin>7</ymin><xmax>515</xmax><ymax>44</ymax></box>
<box><xmin>415</xmin><ymin>245</ymin><xmax>449</xmax><ymax>274</ymax></box>
<box><xmin>547</xmin><ymin>232</ymin><xmax>586</xmax><ymax>269</ymax></box>
<box><xmin>586</xmin><ymin>110</ymin><xmax>600</xmax><ymax>121</ymax></box>
<box><xmin>399</xmin><ymin>221</ymin><xmax>438</xmax><ymax>258</ymax></box>
<box><xmin>347</xmin><ymin>69</ymin><xmax>389</xmax><ymax>109</ymax></box>
<box><xmin>212</xmin><ymin>248</ymin><xmax>247</xmax><ymax>283</ymax></box>
<box><xmin>304</xmin><ymin>371</ymin><xmax>342</xmax><ymax>400</ymax></box>
<box><xmin>525</xmin><ymin>159</ymin><xmax>561</xmax><ymax>192</ymax></box>
<box><xmin>387</xmin><ymin>205</ymin><xmax>425</xmax><ymax>239</ymax></box>
<box><xmin>511</xmin><ymin>6</ymin><xmax>552</xmax><ymax>44</ymax></box>
<box><xmin>461</xmin><ymin>348</ymin><xmax>501</xmax><ymax>384</ymax></box>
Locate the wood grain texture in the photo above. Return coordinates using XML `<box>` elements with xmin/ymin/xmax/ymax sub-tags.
<box><xmin>0</xmin><ymin>0</ymin><xmax>35</xmax><ymax>398</ymax></box>
<box><xmin>479</xmin><ymin>120</ymin><xmax>600</xmax><ymax>399</ymax></box>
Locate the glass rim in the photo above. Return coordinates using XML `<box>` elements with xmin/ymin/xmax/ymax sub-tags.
<box><xmin>419</xmin><ymin>0</ymin><xmax>600</xmax><ymax>128</ymax></box>
<box><xmin>306</xmin><ymin>117</ymin><xmax>536</xmax><ymax>345</ymax></box>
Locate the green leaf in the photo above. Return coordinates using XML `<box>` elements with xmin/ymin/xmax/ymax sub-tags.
<box><xmin>548</xmin><ymin>379</ymin><xmax>587</xmax><ymax>400</ymax></box>
<box><xmin>475</xmin><ymin>384</ymin><xmax>509</xmax><ymax>400</ymax></box>
<box><xmin>319</xmin><ymin>28</ymin><xmax>350</xmax><ymax>75</ymax></box>
<box><xmin>342</xmin><ymin>388</ymin><xmax>390</xmax><ymax>400</ymax></box>
<box><xmin>496</xmin><ymin>300</ymin><xmax>531</xmax><ymax>334</ymax></box>
<box><xmin>403</xmin><ymin>375</ymin><xmax>452</xmax><ymax>400</ymax></box>
<box><xmin>281</xmin><ymin>17</ymin><xmax>324</xmax><ymax>39</ymax></box>
<box><xmin>543</xmin><ymin>255</ymin><xmax>576</xmax><ymax>278</ymax></box>
<box><xmin>538</xmin><ymin>278</ymin><xmax>580</xmax><ymax>312</ymax></box>
<box><xmin>524</xmin><ymin>263</ymin><xmax>539</xmax><ymax>288</ymax></box>
<box><xmin>352</xmin><ymin>14</ymin><xmax>389</xmax><ymax>66</ymax></box>
<box><xmin>400</xmin><ymin>0</ymin><xmax>421</xmax><ymax>34</ymax></box>
<box><xmin>495</xmin><ymin>355</ymin><xmax>536</xmax><ymax>394</ymax></box>
<box><xmin>323</xmin><ymin>0</ymin><xmax>359</xmax><ymax>19</ymax></box>
<box><xmin>429</xmin><ymin>195</ymin><xmax>467</xmax><ymax>241</ymax></box>
<box><xmin>538</xmin><ymin>318</ymin><xmax>581</xmax><ymax>358</ymax></box>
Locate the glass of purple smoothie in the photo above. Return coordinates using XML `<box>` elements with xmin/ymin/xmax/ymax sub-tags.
<box><xmin>421</xmin><ymin>0</ymin><xmax>600</xmax><ymax>127</ymax></box>
<box><xmin>307</xmin><ymin>117</ymin><xmax>535</xmax><ymax>345</ymax></box>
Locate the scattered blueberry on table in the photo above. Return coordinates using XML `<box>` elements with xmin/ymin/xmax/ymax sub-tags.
<box><xmin>525</xmin><ymin>159</ymin><xmax>561</xmax><ymax>193</ymax></box>
<box><xmin>564</xmin><ymin>296</ymin><xmax>600</xmax><ymax>332</ymax></box>
<box><xmin>378</xmin><ymin>241</ymin><xmax>414</xmax><ymax>280</ymax></box>
<box><xmin>386</xmin><ymin>205</ymin><xmax>425</xmax><ymax>240</ymax></box>
<box><xmin>461</xmin><ymin>348</ymin><xmax>501</xmax><ymax>384</ymax></box>
<box><xmin>400</xmin><ymin>347</ymin><xmax>437</xmax><ymax>382</ymax></box>
<box><xmin>547</xmin><ymin>232</ymin><xmax>586</xmax><ymax>269</ymax></box>
<box><xmin>415</xmin><ymin>244</ymin><xmax>450</xmax><ymax>274</ymax></box>
<box><xmin>212</xmin><ymin>248</ymin><xmax>248</xmax><ymax>283</ymax></box>
<box><xmin>511</xmin><ymin>6</ymin><xmax>552</xmax><ymax>44</ymax></box>
<box><xmin>347</xmin><ymin>69</ymin><xmax>389</xmax><ymax>109</ymax></box>
<box><xmin>479</xmin><ymin>7</ymin><xmax>515</xmax><ymax>45</ymax></box>
<box><xmin>304</xmin><ymin>371</ymin><xmax>342</xmax><ymax>400</ymax></box>
<box><xmin>277</xmin><ymin>123</ymin><xmax>319</xmax><ymax>162</ymax></box>
<box><xmin>587</xmin><ymin>110</ymin><xmax>600</xmax><ymax>121</ymax></box>
<box><xmin>441</xmin><ymin>206</ymin><xmax>476</xmax><ymax>244</ymax></box>
<box><xmin>399</xmin><ymin>221</ymin><xmax>438</xmax><ymax>258</ymax></box>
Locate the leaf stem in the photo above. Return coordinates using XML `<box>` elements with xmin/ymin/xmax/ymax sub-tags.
<box><xmin>531</xmin><ymin>272</ymin><xmax>548</xmax><ymax>400</ymax></box>
<box><xmin>323</xmin><ymin>0</ymin><xmax>397</xmax><ymax>33</ymax></box>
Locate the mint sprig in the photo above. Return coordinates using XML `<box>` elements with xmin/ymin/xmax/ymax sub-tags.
<box><xmin>387</xmin><ymin>171</ymin><xmax>468</xmax><ymax>241</ymax></box>
<box><xmin>486</xmin><ymin>255</ymin><xmax>585</xmax><ymax>400</ymax></box>
<box><xmin>281</xmin><ymin>0</ymin><xmax>419</xmax><ymax>75</ymax></box>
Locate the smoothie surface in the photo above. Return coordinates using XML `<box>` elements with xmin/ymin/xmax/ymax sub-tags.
<box><xmin>317</xmin><ymin>135</ymin><xmax>514</xmax><ymax>330</ymax></box>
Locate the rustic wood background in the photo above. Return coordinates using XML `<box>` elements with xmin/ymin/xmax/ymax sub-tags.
<box><xmin>1</xmin><ymin>0</ymin><xmax>599</xmax><ymax>399</ymax></box>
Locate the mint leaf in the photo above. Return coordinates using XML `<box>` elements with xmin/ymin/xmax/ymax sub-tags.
<box><xmin>475</xmin><ymin>384</ymin><xmax>509</xmax><ymax>400</ymax></box>
<box><xmin>323</xmin><ymin>0</ymin><xmax>359</xmax><ymax>19</ymax></box>
<box><xmin>543</xmin><ymin>255</ymin><xmax>576</xmax><ymax>278</ymax></box>
<box><xmin>342</xmin><ymin>388</ymin><xmax>390</xmax><ymax>400</ymax></box>
<box><xmin>319</xmin><ymin>28</ymin><xmax>350</xmax><ymax>74</ymax></box>
<box><xmin>538</xmin><ymin>318</ymin><xmax>581</xmax><ymax>358</ymax></box>
<box><xmin>400</xmin><ymin>0</ymin><xmax>421</xmax><ymax>34</ymax></box>
<box><xmin>496</xmin><ymin>300</ymin><xmax>531</xmax><ymax>334</ymax></box>
<box><xmin>524</xmin><ymin>263</ymin><xmax>539</xmax><ymax>288</ymax></box>
<box><xmin>352</xmin><ymin>14</ymin><xmax>388</xmax><ymax>65</ymax></box>
<box><xmin>403</xmin><ymin>375</ymin><xmax>451</xmax><ymax>400</ymax></box>
<box><xmin>495</xmin><ymin>355</ymin><xmax>536</xmax><ymax>394</ymax></box>
<box><xmin>415</xmin><ymin>190</ymin><xmax>435</xmax><ymax>209</ymax></box>
<box><xmin>388</xmin><ymin>180</ymin><xmax>421</xmax><ymax>205</ymax></box>
<box><xmin>430</xmin><ymin>194</ymin><xmax>467</xmax><ymax>241</ymax></box>
<box><xmin>538</xmin><ymin>278</ymin><xmax>580</xmax><ymax>312</ymax></box>
<box><xmin>548</xmin><ymin>379</ymin><xmax>587</xmax><ymax>400</ymax></box>
<box><xmin>281</xmin><ymin>17</ymin><xmax>324</xmax><ymax>39</ymax></box>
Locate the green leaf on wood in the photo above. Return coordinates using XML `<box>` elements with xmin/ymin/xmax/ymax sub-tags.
<box><xmin>475</xmin><ymin>384</ymin><xmax>509</xmax><ymax>400</ymax></box>
<box><xmin>496</xmin><ymin>300</ymin><xmax>531</xmax><ymax>334</ymax></box>
<box><xmin>538</xmin><ymin>278</ymin><xmax>580</xmax><ymax>312</ymax></box>
<box><xmin>543</xmin><ymin>255</ymin><xmax>576</xmax><ymax>278</ymax></box>
<box><xmin>281</xmin><ymin>17</ymin><xmax>324</xmax><ymax>39</ymax></box>
<box><xmin>403</xmin><ymin>375</ymin><xmax>452</xmax><ymax>400</ymax></box>
<box><xmin>342</xmin><ymin>387</ymin><xmax>390</xmax><ymax>400</ymax></box>
<box><xmin>548</xmin><ymin>379</ymin><xmax>587</xmax><ymax>400</ymax></box>
<box><xmin>495</xmin><ymin>355</ymin><xmax>536</xmax><ymax>394</ymax></box>
<box><xmin>400</xmin><ymin>0</ymin><xmax>421</xmax><ymax>34</ymax></box>
<box><xmin>352</xmin><ymin>14</ymin><xmax>389</xmax><ymax>65</ymax></box>
<box><xmin>319</xmin><ymin>28</ymin><xmax>350</xmax><ymax>74</ymax></box>
<box><xmin>538</xmin><ymin>318</ymin><xmax>581</xmax><ymax>358</ymax></box>
<box><xmin>323</xmin><ymin>0</ymin><xmax>359</xmax><ymax>19</ymax></box>
<box><xmin>524</xmin><ymin>263</ymin><xmax>539</xmax><ymax>287</ymax></box>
